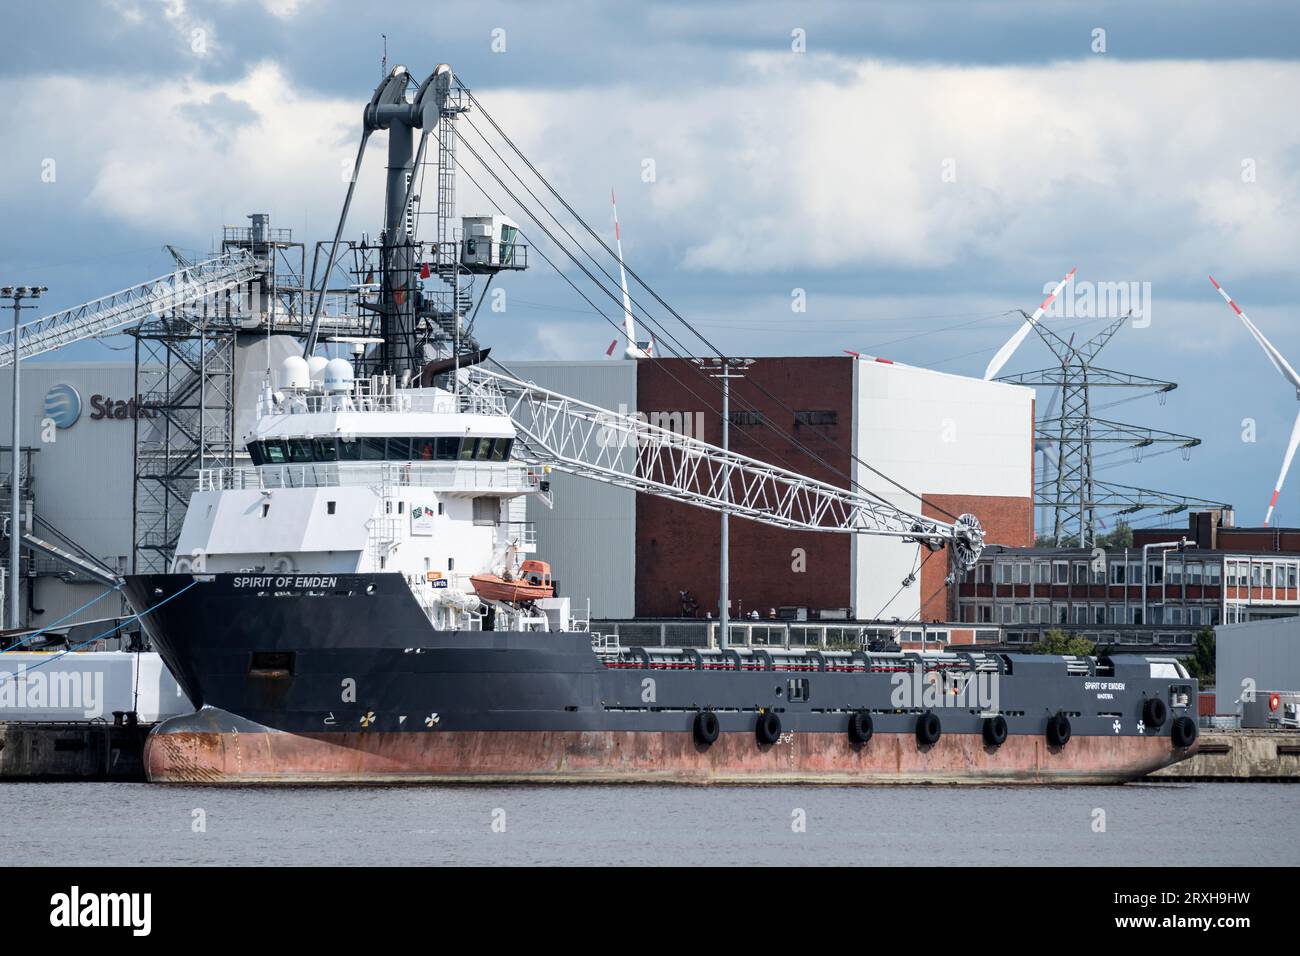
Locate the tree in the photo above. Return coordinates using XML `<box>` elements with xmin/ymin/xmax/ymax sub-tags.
<box><xmin>1032</xmin><ymin>628</ymin><xmax>1096</xmax><ymax>656</ymax></box>
<box><xmin>1181</xmin><ymin>628</ymin><xmax>1215</xmax><ymax>685</ymax></box>
<box><xmin>1095</xmin><ymin>520</ymin><xmax>1133</xmax><ymax>549</ymax></box>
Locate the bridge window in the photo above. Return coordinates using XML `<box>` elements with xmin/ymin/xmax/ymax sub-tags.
<box><xmin>248</xmin><ymin>436</ymin><xmax>514</xmax><ymax>465</ymax></box>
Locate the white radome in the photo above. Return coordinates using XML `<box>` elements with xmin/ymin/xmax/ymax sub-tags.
<box><xmin>280</xmin><ymin>355</ymin><xmax>310</xmax><ymax>391</ymax></box>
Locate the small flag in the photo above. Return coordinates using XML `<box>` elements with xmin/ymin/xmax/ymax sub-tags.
<box><xmin>420</xmin><ymin>262</ymin><xmax>431</xmax><ymax>279</ymax></box>
<box><xmin>606</xmin><ymin>339</ymin><xmax>618</xmax><ymax>357</ymax></box>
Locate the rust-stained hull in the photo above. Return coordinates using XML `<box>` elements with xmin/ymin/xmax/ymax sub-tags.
<box><xmin>145</xmin><ymin>717</ymin><xmax>1196</xmax><ymax>786</ymax></box>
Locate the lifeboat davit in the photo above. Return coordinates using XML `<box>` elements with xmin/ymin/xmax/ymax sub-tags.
<box><xmin>470</xmin><ymin>560</ymin><xmax>554</xmax><ymax>603</ymax></box>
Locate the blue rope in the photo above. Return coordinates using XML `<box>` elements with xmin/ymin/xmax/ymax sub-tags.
<box><xmin>0</xmin><ymin>579</ymin><xmax>199</xmax><ymax>687</ymax></box>
<box><xmin>0</xmin><ymin>583</ymin><xmax>124</xmax><ymax>654</ymax></box>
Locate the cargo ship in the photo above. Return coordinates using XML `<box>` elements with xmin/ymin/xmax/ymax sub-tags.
<box><xmin>125</xmin><ymin>357</ymin><xmax>1200</xmax><ymax>785</ymax></box>
<box><xmin>124</xmin><ymin>62</ymin><xmax>1200</xmax><ymax>784</ymax></box>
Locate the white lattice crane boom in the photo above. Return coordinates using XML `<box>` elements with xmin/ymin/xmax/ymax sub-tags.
<box><xmin>467</xmin><ymin>367</ymin><xmax>986</xmax><ymax>572</ymax></box>
<box><xmin>0</xmin><ymin>252</ymin><xmax>256</xmax><ymax>368</ymax></box>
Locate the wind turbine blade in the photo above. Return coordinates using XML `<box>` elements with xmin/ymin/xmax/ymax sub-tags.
<box><xmin>984</xmin><ymin>267</ymin><xmax>1076</xmax><ymax>381</ymax></box>
<box><xmin>1035</xmin><ymin>384</ymin><xmax>1062</xmax><ymax>453</ymax></box>
<box><xmin>1266</xmin><ymin>408</ymin><xmax>1300</xmax><ymax>526</ymax></box>
<box><xmin>611</xmin><ymin>189</ymin><xmax>639</xmax><ymax>358</ymax></box>
<box><xmin>1210</xmin><ymin>275</ymin><xmax>1300</xmax><ymax>392</ymax></box>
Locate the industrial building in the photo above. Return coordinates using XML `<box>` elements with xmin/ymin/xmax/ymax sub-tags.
<box><xmin>514</xmin><ymin>354</ymin><xmax>1034</xmax><ymax>621</ymax></box>
<box><xmin>956</xmin><ymin>510</ymin><xmax>1300</xmax><ymax>650</ymax></box>
<box><xmin>4</xmin><ymin>350</ymin><xmax>1032</xmax><ymax>632</ymax></box>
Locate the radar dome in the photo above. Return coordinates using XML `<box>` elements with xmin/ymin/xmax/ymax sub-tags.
<box><xmin>280</xmin><ymin>356</ymin><xmax>310</xmax><ymax>391</ymax></box>
<box><xmin>307</xmin><ymin>355</ymin><xmax>329</xmax><ymax>383</ymax></box>
<box><xmin>323</xmin><ymin>358</ymin><xmax>355</xmax><ymax>394</ymax></box>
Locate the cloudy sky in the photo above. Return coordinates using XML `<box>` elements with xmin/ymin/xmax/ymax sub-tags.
<box><xmin>3</xmin><ymin>0</ymin><xmax>1299</xmax><ymax>529</ymax></box>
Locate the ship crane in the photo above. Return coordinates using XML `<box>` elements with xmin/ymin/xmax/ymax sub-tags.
<box><xmin>0</xmin><ymin>252</ymin><xmax>256</xmax><ymax>368</ymax></box>
<box><xmin>466</xmin><ymin>366</ymin><xmax>987</xmax><ymax>576</ymax></box>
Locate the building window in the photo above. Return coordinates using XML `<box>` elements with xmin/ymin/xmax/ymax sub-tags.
<box><xmin>1167</xmin><ymin>560</ymin><xmax>1182</xmax><ymax>586</ymax></box>
<box><xmin>978</xmin><ymin>605</ymin><xmax>993</xmax><ymax>623</ymax></box>
<box><xmin>1109</xmin><ymin>563</ymin><xmax>1126</xmax><ymax>585</ymax></box>
<box><xmin>728</xmin><ymin>411</ymin><xmax>764</xmax><ymax>427</ymax></box>
<box><xmin>1015</xmin><ymin>563</ymin><xmax>1031</xmax><ymax>585</ymax></box>
<box><xmin>997</xmin><ymin>563</ymin><xmax>1013</xmax><ymax>585</ymax></box>
<box><xmin>326</xmin><ymin>501</ymin><xmax>336</xmax><ymax>515</ymax></box>
<box><xmin>1148</xmin><ymin>564</ymin><xmax>1163</xmax><ymax>585</ymax></box>
<box><xmin>794</xmin><ymin>410</ymin><xmax>837</xmax><ymax>426</ymax></box>
<box><xmin>1186</xmin><ymin>563</ymin><xmax>1202</xmax><ymax>586</ymax></box>
<box><xmin>1072</xmin><ymin>562</ymin><xmax>1088</xmax><ymax>585</ymax></box>
<box><xmin>1094</xmin><ymin>605</ymin><xmax>1106</xmax><ymax>625</ymax></box>
<box><xmin>976</xmin><ymin>563</ymin><xmax>991</xmax><ymax>584</ymax></box>
<box><xmin>1208</xmin><ymin>563</ymin><xmax>1222</xmax><ymax>586</ymax></box>
<box><xmin>1034</xmin><ymin>563</ymin><xmax>1051</xmax><ymax>585</ymax></box>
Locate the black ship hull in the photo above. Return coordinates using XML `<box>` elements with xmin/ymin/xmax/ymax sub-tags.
<box><xmin>124</xmin><ymin>573</ymin><xmax>1200</xmax><ymax>784</ymax></box>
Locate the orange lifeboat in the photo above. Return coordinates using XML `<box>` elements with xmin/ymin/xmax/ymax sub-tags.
<box><xmin>470</xmin><ymin>560</ymin><xmax>554</xmax><ymax>603</ymax></box>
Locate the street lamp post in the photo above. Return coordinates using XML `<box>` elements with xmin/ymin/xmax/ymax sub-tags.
<box><xmin>2</xmin><ymin>285</ymin><xmax>46</xmax><ymax>629</ymax></box>
<box><xmin>1141</xmin><ymin>537</ymin><xmax>1190</xmax><ymax>626</ymax></box>
<box><xmin>693</xmin><ymin>357</ymin><xmax>754</xmax><ymax>650</ymax></box>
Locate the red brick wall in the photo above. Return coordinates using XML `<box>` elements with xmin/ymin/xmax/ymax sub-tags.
<box><xmin>920</xmin><ymin>493</ymin><xmax>1034</xmax><ymax>621</ymax></box>
<box><xmin>635</xmin><ymin>357</ymin><xmax>854</xmax><ymax>618</ymax></box>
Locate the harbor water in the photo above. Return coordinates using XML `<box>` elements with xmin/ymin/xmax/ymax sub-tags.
<box><xmin>3</xmin><ymin>781</ymin><xmax>1296</xmax><ymax>866</ymax></box>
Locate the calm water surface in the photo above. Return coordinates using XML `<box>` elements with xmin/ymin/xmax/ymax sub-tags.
<box><xmin>2</xmin><ymin>782</ymin><xmax>1295</xmax><ymax>866</ymax></box>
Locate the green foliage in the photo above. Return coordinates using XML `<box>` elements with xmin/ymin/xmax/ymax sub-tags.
<box><xmin>1181</xmin><ymin>628</ymin><xmax>1215</xmax><ymax>684</ymax></box>
<box><xmin>1033</xmin><ymin>520</ymin><xmax>1132</xmax><ymax>549</ymax></box>
<box><xmin>1095</xmin><ymin>521</ymin><xmax>1133</xmax><ymax>549</ymax></box>
<box><xmin>1032</xmin><ymin>628</ymin><xmax>1096</xmax><ymax>656</ymax></box>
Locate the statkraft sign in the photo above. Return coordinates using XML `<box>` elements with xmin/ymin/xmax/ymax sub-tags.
<box><xmin>88</xmin><ymin>394</ymin><xmax>157</xmax><ymax>421</ymax></box>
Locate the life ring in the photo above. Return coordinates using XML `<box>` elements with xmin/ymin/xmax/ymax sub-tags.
<box><xmin>1171</xmin><ymin>715</ymin><xmax>1199</xmax><ymax>749</ymax></box>
<box><xmin>916</xmin><ymin>711</ymin><xmax>941</xmax><ymax>746</ymax></box>
<box><xmin>1143</xmin><ymin>697</ymin><xmax>1168</xmax><ymax>730</ymax></box>
<box><xmin>848</xmin><ymin>711</ymin><xmax>873</xmax><ymax>744</ymax></box>
<box><xmin>1046</xmin><ymin>712</ymin><xmax>1072</xmax><ymax>747</ymax></box>
<box><xmin>982</xmin><ymin>715</ymin><xmax>1008</xmax><ymax>747</ymax></box>
<box><xmin>755</xmin><ymin>711</ymin><xmax>782</xmax><ymax>745</ymax></box>
<box><xmin>693</xmin><ymin>710</ymin><xmax>720</xmax><ymax>746</ymax></box>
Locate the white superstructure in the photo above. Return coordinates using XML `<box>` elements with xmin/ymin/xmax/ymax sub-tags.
<box><xmin>173</xmin><ymin>359</ymin><xmax>550</xmax><ymax>631</ymax></box>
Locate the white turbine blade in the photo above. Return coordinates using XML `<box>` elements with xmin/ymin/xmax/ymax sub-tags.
<box><xmin>1210</xmin><ymin>275</ymin><xmax>1300</xmax><ymax>392</ymax></box>
<box><xmin>984</xmin><ymin>267</ymin><xmax>1076</xmax><ymax>381</ymax></box>
<box><xmin>1035</xmin><ymin>384</ymin><xmax>1062</xmax><ymax>452</ymax></box>
<box><xmin>1265</xmin><ymin>407</ymin><xmax>1300</xmax><ymax>526</ymax></box>
<box><xmin>611</xmin><ymin>189</ymin><xmax>639</xmax><ymax>357</ymax></box>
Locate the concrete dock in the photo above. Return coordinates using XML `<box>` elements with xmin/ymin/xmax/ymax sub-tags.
<box><xmin>0</xmin><ymin>721</ymin><xmax>150</xmax><ymax>781</ymax></box>
<box><xmin>1154</xmin><ymin>729</ymin><xmax>1300</xmax><ymax>781</ymax></box>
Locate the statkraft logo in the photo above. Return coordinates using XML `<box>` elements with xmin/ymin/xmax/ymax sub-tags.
<box><xmin>43</xmin><ymin>384</ymin><xmax>82</xmax><ymax>429</ymax></box>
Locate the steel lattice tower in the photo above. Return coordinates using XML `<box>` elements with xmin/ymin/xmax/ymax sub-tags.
<box><xmin>998</xmin><ymin>314</ymin><xmax>1230</xmax><ymax>547</ymax></box>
